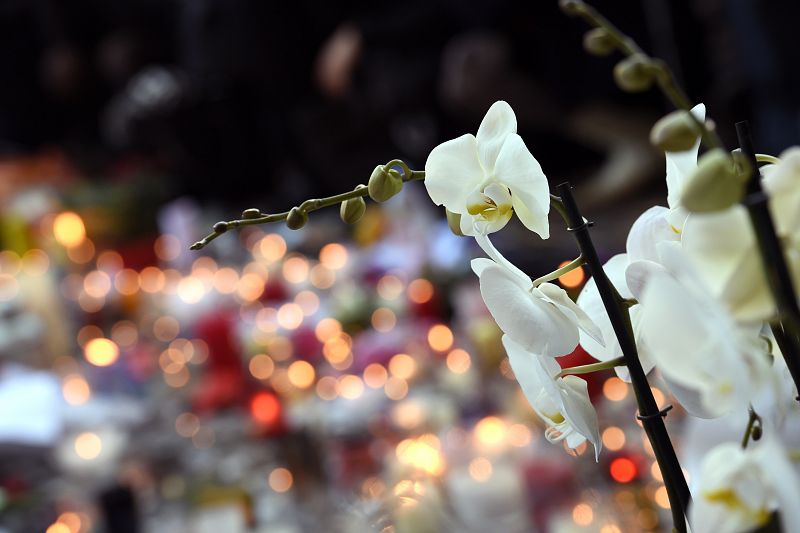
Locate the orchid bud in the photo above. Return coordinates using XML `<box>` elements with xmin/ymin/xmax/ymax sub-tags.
<box><xmin>681</xmin><ymin>149</ymin><xmax>746</xmax><ymax>213</ymax></box>
<box><xmin>558</xmin><ymin>0</ymin><xmax>584</xmax><ymax>15</ymax></box>
<box><xmin>368</xmin><ymin>165</ymin><xmax>403</xmax><ymax>202</ymax></box>
<box><xmin>340</xmin><ymin>196</ymin><xmax>366</xmax><ymax>224</ymax></box>
<box><xmin>213</xmin><ymin>221</ymin><xmax>229</xmax><ymax>233</ymax></box>
<box><xmin>583</xmin><ymin>28</ymin><xmax>615</xmax><ymax>56</ymax></box>
<box><xmin>650</xmin><ymin>110</ymin><xmax>702</xmax><ymax>152</ymax></box>
<box><xmin>286</xmin><ymin>207</ymin><xmax>308</xmax><ymax>229</ymax></box>
<box><xmin>613</xmin><ymin>54</ymin><xmax>655</xmax><ymax>92</ymax></box>
<box><xmin>445</xmin><ymin>209</ymin><xmax>464</xmax><ymax>236</ymax></box>
<box><xmin>241</xmin><ymin>208</ymin><xmax>262</xmax><ymax>219</ymax></box>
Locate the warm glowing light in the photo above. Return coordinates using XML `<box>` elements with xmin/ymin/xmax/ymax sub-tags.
<box><xmin>609</xmin><ymin>457</ymin><xmax>637</xmax><ymax>483</ymax></box>
<box><xmin>558</xmin><ymin>260</ymin><xmax>586</xmax><ymax>288</ymax></box>
<box><xmin>74</xmin><ymin>432</ymin><xmax>102</xmax><ymax>460</ymax></box>
<box><xmin>377</xmin><ymin>275</ymin><xmax>404</xmax><ymax>300</ymax></box>
<box><xmin>572</xmin><ymin>503</ymin><xmax>593</xmax><ymax>526</ymax></box>
<box><xmin>277</xmin><ymin>303</ymin><xmax>304</xmax><ymax>329</ymax></box>
<box><xmin>282</xmin><ymin>256</ymin><xmax>310</xmax><ymax>284</ymax></box>
<box><xmin>155</xmin><ymin>234</ymin><xmax>181</xmax><ymax>261</ymax></box>
<box><xmin>427</xmin><ymin>324</ymin><xmax>454</xmax><ymax>352</ymax></box>
<box><xmin>83</xmin><ymin>270</ymin><xmax>111</xmax><ymax>298</ymax></box>
<box><xmin>316</xmin><ymin>376</ymin><xmax>338</xmax><ymax>400</ymax></box>
<box><xmin>96</xmin><ymin>250</ymin><xmax>123</xmax><ymax>273</ymax></box>
<box><xmin>270</xmin><ymin>368</ymin><xmax>292</xmax><ymax>395</ymax></box>
<box><xmin>269</xmin><ymin>468</ymin><xmax>293</xmax><ymax>493</ymax></box>
<box><xmin>602</xmin><ymin>427</ymin><xmax>626</xmax><ymax>451</ymax></box>
<box><xmin>338</xmin><ymin>374</ymin><xmax>365</xmax><ymax>399</ymax></box>
<box><xmin>56</xmin><ymin>512</ymin><xmax>83</xmax><ymax>533</ymax></box>
<box><xmin>63</xmin><ymin>374</ymin><xmax>91</xmax><ymax>405</ymax></box>
<box><xmin>384</xmin><ymin>377</ymin><xmax>408</xmax><ymax>400</ymax></box>
<box><xmin>251</xmin><ymin>392</ymin><xmax>281</xmax><ymax>426</ymax></box>
<box><xmin>600</xmin><ymin>525</ymin><xmax>622</xmax><ymax>533</ymax></box>
<box><xmin>315</xmin><ymin>318</ymin><xmax>342</xmax><ymax>342</ymax></box>
<box><xmin>114</xmin><ymin>269</ymin><xmax>139</xmax><ymax>295</ymax></box>
<box><xmin>319</xmin><ymin>243</ymin><xmax>348</xmax><ymax>270</ymax></box>
<box><xmin>468</xmin><ymin>457</ymin><xmax>493</xmax><ymax>482</ymax></box>
<box><xmin>654</xmin><ymin>485</ymin><xmax>670</xmax><ymax>508</ymax></box>
<box><xmin>257</xmin><ymin>234</ymin><xmax>287</xmax><ymax>263</ymax></box>
<box><xmin>236</xmin><ymin>272</ymin><xmax>265</xmax><ymax>301</ymax></box>
<box><xmin>0</xmin><ymin>274</ymin><xmax>18</xmax><ymax>301</ymax></box>
<box><xmin>396</xmin><ymin>438</ymin><xmax>445</xmax><ymax>475</ymax></box>
<box><xmin>288</xmin><ymin>360</ymin><xmax>315</xmax><ymax>389</ymax></box>
<box><xmin>508</xmin><ymin>424</ymin><xmax>532</xmax><ymax>447</ymax></box>
<box><xmin>153</xmin><ymin>316</ymin><xmax>180</xmax><ymax>342</ymax></box>
<box><xmin>175</xmin><ymin>412</ymin><xmax>200</xmax><ymax>437</ymax></box>
<box><xmin>139</xmin><ymin>267</ymin><xmax>166</xmax><ymax>293</ymax></box>
<box><xmin>446</xmin><ymin>349</ymin><xmax>471</xmax><ymax>374</ymax></box>
<box><xmin>266</xmin><ymin>336</ymin><xmax>293</xmax><ymax>360</ymax></box>
<box><xmin>77</xmin><ymin>325</ymin><xmax>103</xmax><ymax>347</ymax></box>
<box><xmin>84</xmin><ymin>338</ymin><xmax>119</xmax><ymax>366</ymax></box>
<box><xmin>53</xmin><ymin>212</ymin><xmax>86</xmax><ymax>248</ymax></box>
<box><xmin>407</xmin><ymin>278</ymin><xmax>434</xmax><ymax>304</ymax></box>
<box><xmin>651</xmin><ymin>461</ymin><xmax>663</xmax><ymax>481</ymax></box>
<box><xmin>111</xmin><ymin>320</ymin><xmax>138</xmax><ymax>347</ymax></box>
<box><xmin>651</xmin><ymin>387</ymin><xmax>666</xmax><ymax>408</ymax></box>
<box><xmin>213</xmin><ymin>267</ymin><xmax>239</xmax><ymax>294</ymax></box>
<box><xmin>295</xmin><ymin>290</ymin><xmax>320</xmax><ymax>316</ymax></box>
<box><xmin>371</xmin><ymin>307</ymin><xmax>396</xmax><ymax>332</ymax></box>
<box><xmin>474</xmin><ymin>416</ymin><xmax>507</xmax><ymax>449</ymax></box>
<box><xmin>388</xmin><ymin>353</ymin><xmax>417</xmax><ymax>380</ymax></box>
<box><xmin>638</xmin><ymin>508</ymin><xmax>659</xmax><ymax>529</ymax></box>
<box><xmin>21</xmin><ymin>249</ymin><xmax>49</xmax><ymax>276</ymax></box>
<box><xmin>164</xmin><ymin>366</ymin><xmax>191</xmax><ymax>388</ymax></box>
<box><xmin>66</xmin><ymin>239</ymin><xmax>95</xmax><ymax>264</ymax></box>
<box><xmin>249</xmin><ymin>354</ymin><xmax>275</xmax><ymax>380</ymax></box>
<box><xmin>46</xmin><ymin>524</ymin><xmax>71</xmax><ymax>533</ymax></box>
<box><xmin>77</xmin><ymin>292</ymin><xmax>104</xmax><ymax>313</ymax></box>
<box><xmin>603</xmin><ymin>377</ymin><xmax>628</xmax><ymax>401</ymax></box>
<box><xmin>309</xmin><ymin>264</ymin><xmax>335</xmax><ymax>289</ymax></box>
<box><xmin>391</xmin><ymin>400</ymin><xmax>425</xmax><ymax>429</ymax></box>
<box><xmin>363</xmin><ymin>363</ymin><xmax>388</xmax><ymax>389</ymax></box>
<box><xmin>177</xmin><ymin>276</ymin><xmax>205</xmax><ymax>303</ymax></box>
<box><xmin>323</xmin><ymin>336</ymin><xmax>351</xmax><ymax>364</ymax></box>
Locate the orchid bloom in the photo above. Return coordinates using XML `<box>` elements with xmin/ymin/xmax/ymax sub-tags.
<box><xmin>632</xmin><ymin>242</ymin><xmax>770</xmax><ymax>418</ymax></box>
<box><xmin>471</xmin><ymin>235</ymin><xmax>603</xmax><ymax>358</ymax></box>
<box><xmin>424</xmin><ymin>101</ymin><xmax>550</xmax><ymax>238</ymax></box>
<box><xmin>690</xmin><ymin>437</ymin><xmax>800</xmax><ymax>533</ymax></box>
<box><xmin>502</xmin><ymin>335</ymin><xmax>601</xmax><ymax>459</ymax></box>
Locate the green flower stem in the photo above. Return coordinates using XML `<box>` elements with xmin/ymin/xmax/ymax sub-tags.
<box><xmin>736</xmin><ymin>122</ymin><xmax>800</xmax><ymax>399</ymax></box>
<box><xmin>190</xmin><ymin>161</ymin><xmax>424</xmax><ymax>250</ymax></box>
<box><xmin>741</xmin><ymin>406</ymin><xmax>762</xmax><ymax>449</ymax></box>
<box><xmin>561</xmin><ymin>0</ymin><xmax>724</xmax><ymax>151</ymax></box>
<box><xmin>532</xmin><ymin>255</ymin><xmax>585</xmax><ymax>287</ymax></box>
<box><xmin>756</xmin><ymin>153</ymin><xmax>781</xmax><ymax>165</ymax></box>
<box><xmin>558</xmin><ymin>356</ymin><xmax>625</xmax><ymax>378</ymax></box>
<box><xmin>555</xmin><ymin>182</ymin><xmax>690</xmax><ymax>533</ymax></box>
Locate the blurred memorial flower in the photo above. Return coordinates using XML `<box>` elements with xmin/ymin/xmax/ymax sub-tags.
<box><xmin>503</xmin><ymin>335</ymin><xmax>601</xmax><ymax>458</ymax></box>
<box><xmin>424</xmin><ymin>101</ymin><xmax>550</xmax><ymax>238</ymax></box>
<box><xmin>690</xmin><ymin>437</ymin><xmax>800</xmax><ymax>533</ymax></box>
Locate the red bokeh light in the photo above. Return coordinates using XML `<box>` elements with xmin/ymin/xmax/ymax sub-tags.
<box><xmin>250</xmin><ymin>392</ymin><xmax>281</xmax><ymax>426</ymax></box>
<box><xmin>609</xmin><ymin>457</ymin><xmax>637</xmax><ymax>483</ymax></box>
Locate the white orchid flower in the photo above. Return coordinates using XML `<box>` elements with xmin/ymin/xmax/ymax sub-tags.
<box><xmin>471</xmin><ymin>235</ymin><xmax>603</xmax><ymax>358</ymax></box>
<box><xmin>502</xmin><ymin>335</ymin><xmax>601</xmax><ymax>459</ymax></box>
<box><xmin>690</xmin><ymin>437</ymin><xmax>800</xmax><ymax>533</ymax></box>
<box><xmin>664</xmin><ymin>103</ymin><xmax>705</xmax><ymax>232</ymax></box>
<box><xmin>763</xmin><ymin>146</ymin><xmax>800</xmax><ymax>240</ymax></box>
<box><xmin>424</xmin><ymin>101</ymin><xmax>550</xmax><ymax>238</ymax></box>
<box><xmin>633</xmin><ymin>242</ymin><xmax>770</xmax><ymax>418</ymax></box>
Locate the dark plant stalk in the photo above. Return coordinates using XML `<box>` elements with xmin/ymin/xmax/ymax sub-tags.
<box><xmin>736</xmin><ymin>122</ymin><xmax>800</xmax><ymax>398</ymax></box>
<box><xmin>555</xmin><ymin>182</ymin><xmax>690</xmax><ymax>532</ymax></box>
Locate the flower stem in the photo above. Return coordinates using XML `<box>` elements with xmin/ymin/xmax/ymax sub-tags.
<box><xmin>736</xmin><ymin>122</ymin><xmax>800</xmax><ymax>400</ymax></box>
<box><xmin>561</xmin><ymin>0</ymin><xmax>723</xmax><ymax>151</ymax></box>
<box><xmin>555</xmin><ymin>182</ymin><xmax>690</xmax><ymax>532</ymax></box>
<box><xmin>190</xmin><ymin>161</ymin><xmax>424</xmax><ymax>250</ymax></box>
<box><xmin>558</xmin><ymin>357</ymin><xmax>625</xmax><ymax>378</ymax></box>
<box><xmin>532</xmin><ymin>255</ymin><xmax>585</xmax><ymax>287</ymax></box>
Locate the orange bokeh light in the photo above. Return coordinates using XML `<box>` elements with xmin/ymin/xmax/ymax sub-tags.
<box><xmin>250</xmin><ymin>392</ymin><xmax>281</xmax><ymax>426</ymax></box>
<box><xmin>609</xmin><ymin>457</ymin><xmax>637</xmax><ymax>483</ymax></box>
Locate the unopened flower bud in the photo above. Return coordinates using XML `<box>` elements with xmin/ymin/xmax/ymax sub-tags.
<box><xmin>213</xmin><ymin>221</ymin><xmax>229</xmax><ymax>233</ymax></box>
<box><xmin>558</xmin><ymin>0</ymin><xmax>584</xmax><ymax>16</ymax></box>
<box><xmin>583</xmin><ymin>28</ymin><xmax>616</xmax><ymax>56</ymax></box>
<box><xmin>650</xmin><ymin>110</ymin><xmax>702</xmax><ymax>152</ymax></box>
<box><xmin>751</xmin><ymin>424</ymin><xmax>763</xmax><ymax>441</ymax></box>
<box><xmin>286</xmin><ymin>207</ymin><xmax>308</xmax><ymax>229</ymax></box>
<box><xmin>241</xmin><ymin>208</ymin><xmax>262</xmax><ymax>219</ymax></box>
<box><xmin>613</xmin><ymin>54</ymin><xmax>655</xmax><ymax>93</ymax></box>
<box><xmin>681</xmin><ymin>148</ymin><xmax>746</xmax><ymax>213</ymax></box>
<box><xmin>340</xmin><ymin>197</ymin><xmax>366</xmax><ymax>224</ymax></box>
<box><xmin>368</xmin><ymin>165</ymin><xmax>403</xmax><ymax>202</ymax></box>
<box><xmin>445</xmin><ymin>209</ymin><xmax>464</xmax><ymax>236</ymax></box>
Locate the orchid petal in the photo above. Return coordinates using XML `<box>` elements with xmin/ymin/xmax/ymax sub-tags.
<box><xmin>538</xmin><ymin>282</ymin><xmax>604</xmax><ymax>346</ymax></box>
<box><xmin>665</xmin><ymin>103</ymin><xmax>705</xmax><ymax>210</ymax></box>
<box><xmin>626</xmin><ymin>205</ymin><xmax>679</xmax><ymax>263</ymax></box>
<box><xmin>476</xmin><ymin>100</ymin><xmax>517</xmax><ymax>172</ymax></box>
<box><xmin>424</xmin><ymin>134</ymin><xmax>484</xmax><ymax>211</ymax></box>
